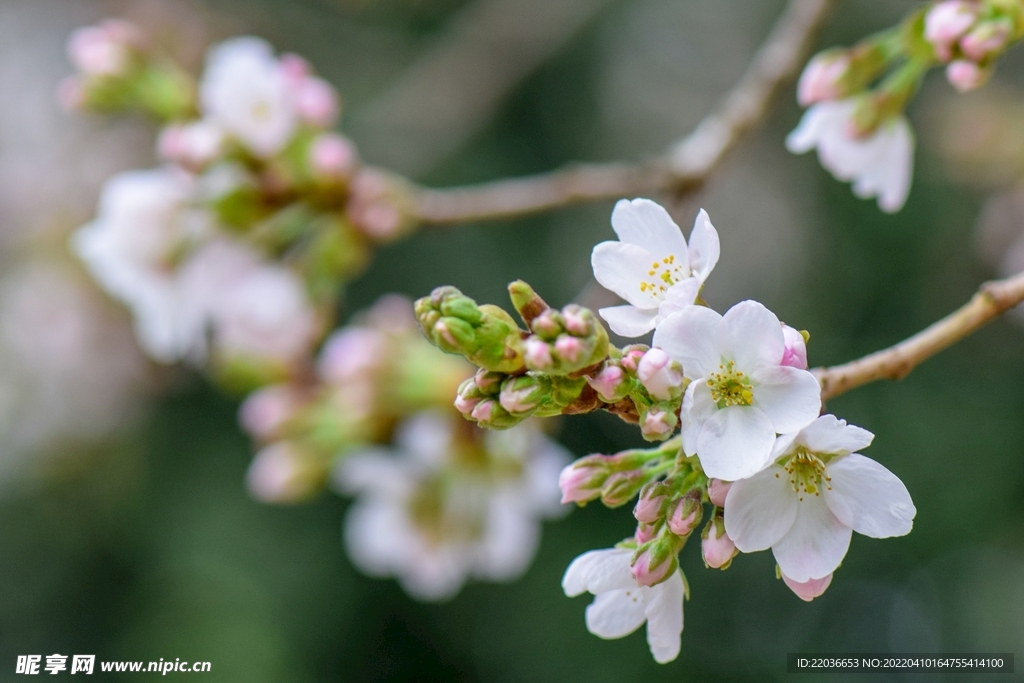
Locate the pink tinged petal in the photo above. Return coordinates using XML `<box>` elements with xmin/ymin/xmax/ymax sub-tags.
<box><xmin>719</xmin><ymin>300</ymin><xmax>786</xmax><ymax>372</ymax></box>
<box><xmin>823</xmin><ymin>454</ymin><xmax>916</xmax><ymax>538</ymax></box>
<box><xmin>586</xmin><ymin>587</ymin><xmax>649</xmax><ymax>639</ymax></box>
<box><xmin>771</xmin><ymin>494</ymin><xmax>852</xmax><ymax>582</ymax></box>
<box><xmin>598</xmin><ymin>305</ymin><xmax>658</xmax><ymax>337</ymax></box>
<box><xmin>783</xmin><ymin>572</ymin><xmax>833</xmax><ymax>601</ymax></box>
<box><xmin>797</xmin><ymin>414</ymin><xmax>874</xmax><ymax>455</ymax></box>
<box><xmin>749</xmin><ymin>365</ymin><xmax>822</xmax><ymax>434</ymax></box>
<box><xmin>781</xmin><ymin>324</ymin><xmax>808</xmax><ymax>369</ymax></box>
<box><xmin>686</xmin><ymin>209</ymin><xmax>720</xmax><ymax>283</ymax></box>
<box><xmin>696</xmin><ymin>406</ymin><xmax>776</xmax><ymax>481</ymax></box>
<box><xmin>592</xmin><ymin>241</ymin><xmax>662</xmax><ymax>309</ymax></box>
<box><xmin>707</xmin><ymin>478</ymin><xmax>732</xmax><ymax>508</ymax></box>
<box><xmin>786</xmin><ymin>102</ymin><xmax>842</xmax><ymax>154</ymax></box>
<box><xmin>652</xmin><ymin>305</ymin><xmax>723</xmax><ymax>380</ymax></box>
<box><xmin>610</xmin><ymin>198</ymin><xmax>688</xmax><ymax>259</ymax></box>
<box><xmin>724</xmin><ymin>465</ymin><xmax>799</xmax><ymax>552</ymax></box>
<box><xmin>643</xmin><ymin>571</ymin><xmax>684</xmax><ymax>664</ymax></box>
<box><xmin>562</xmin><ymin>548</ymin><xmax>635</xmax><ymax>597</ymax></box>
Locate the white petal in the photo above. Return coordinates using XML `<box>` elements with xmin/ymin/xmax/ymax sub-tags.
<box><xmin>823</xmin><ymin>454</ymin><xmax>916</xmax><ymax>538</ymax></box>
<box><xmin>652</xmin><ymin>305</ymin><xmax>723</xmax><ymax>380</ymax></box>
<box><xmin>585</xmin><ymin>587</ymin><xmax>648</xmax><ymax>639</ymax></box>
<box><xmin>592</xmin><ymin>241</ymin><xmax>663</xmax><ymax>309</ymax></box>
<box><xmin>724</xmin><ymin>465</ymin><xmax>798</xmax><ymax>552</ymax></box>
<box><xmin>874</xmin><ymin>118</ymin><xmax>914</xmax><ymax>213</ymax></box>
<box><xmin>771</xmin><ymin>494</ymin><xmax>852</xmax><ymax>582</ymax></box>
<box><xmin>686</xmin><ymin>209</ymin><xmax>720</xmax><ymax>283</ymax></box>
<box><xmin>474</xmin><ymin>497</ymin><xmax>540</xmax><ymax>581</ymax></box>
<box><xmin>343</xmin><ymin>498</ymin><xmax>409</xmax><ymax>577</ymax></box>
<box><xmin>333</xmin><ymin>449</ymin><xmax>410</xmax><ymax>496</ymax></box>
<box><xmin>656</xmin><ymin>278</ymin><xmax>702</xmax><ymax>321</ymax></box>
<box><xmin>770</xmin><ymin>431</ymin><xmax>801</xmax><ymax>461</ymax></box>
<box><xmin>797</xmin><ymin>414</ymin><xmax>874</xmax><ymax>455</ymax></box>
<box><xmin>679</xmin><ymin>381</ymin><xmax>713</xmax><ymax>456</ymax></box>
<box><xmin>599</xmin><ymin>305</ymin><xmax>657</xmax><ymax>337</ymax></box>
<box><xmin>610</xmin><ymin>198</ymin><xmax>688</xmax><ymax>259</ymax></box>
<box><xmin>522</xmin><ymin>436</ymin><xmax>574</xmax><ymax>518</ymax></box>
<box><xmin>562</xmin><ymin>547</ymin><xmax>635</xmax><ymax>597</ymax></box>
<box><xmin>785</xmin><ymin>102</ymin><xmax>849</xmax><ymax>154</ymax></box>
<box><xmin>749</xmin><ymin>365</ymin><xmax>822</xmax><ymax>434</ymax></box>
<box><xmin>643</xmin><ymin>571</ymin><xmax>684</xmax><ymax>664</ymax></box>
<box><xmin>719</xmin><ymin>300</ymin><xmax>785</xmax><ymax>372</ymax></box>
<box><xmin>399</xmin><ymin>549</ymin><xmax>469</xmax><ymax>602</ymax></box>
<box><xmin>696</xmin><ymin>406</ymin><xmax>776</xmax><ymax>481</ymax></box>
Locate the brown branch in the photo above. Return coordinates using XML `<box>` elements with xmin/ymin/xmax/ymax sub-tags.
<box><xmin>814</xmin><ymin>271</ymin><xmax>1024</xmax><ymax>401</ymax></box>
<box><xmin>410</xmin><ymin>0</ymin><xmax>834</xmax><ymax>225</ymax></box>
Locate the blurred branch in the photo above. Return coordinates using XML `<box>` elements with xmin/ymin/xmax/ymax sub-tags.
<box><xmin>814</xmin><ymin>270</ymin><xmax>1024</xmax><ymax>401</ymax></box>
<box><xmin>410</xmin><ymin>0</ymin><xmax>834</xmax><ymax>225</ymax></box>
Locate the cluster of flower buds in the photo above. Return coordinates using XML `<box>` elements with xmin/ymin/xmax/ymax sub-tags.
<box><xmin>64</xmin><ymin>22</ymin><xmax>422</xmax><ymax>380</ymax></box>
<box><xmin>424</xmin><ymin>198</ymin><xmax>917</xmax><ymax>663</ymax></box>
<box><xmin>789</xmin><ymin>0</ymin><xmax>1024</xmax><ymax>213</ymax></box>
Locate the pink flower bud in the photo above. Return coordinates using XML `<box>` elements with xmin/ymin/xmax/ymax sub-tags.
<box><xmin>279</xmin><ymin>53</ymin><xmax>311</xmax><ymax>87</ymax></box>
<box><xmin>925</xmin><ymin>1</ymin><xmax>977</xmax><ymax>59</ymax></box>
<box><xmin>68</xmin><ymin>23</ymin><xmax>132</xmax><ymax>76</ymax></box>
<box><xmin>531</xmin><ymin>311</ymin><xmax>562</xmax><ymax>338</ymax></box>
<box><xmin>239</xmin><ymin>385</ymin><xmax>300</xmax><ymax>440</ymax></box>
<box><xmin>473</xmin><ymin>368</ymin><xmax>503</xmax><ymax>392</ymax></box>
<box><xmin>318</xmin><ymin>327</ymin><xmax>385</xmax><ymax>384</ymax></box>
<box><xmin>309</xmin><ymin>133</ymin><xmax>358</xmax><ymax>179</ymax></box>
<box><xmin>563</xmin><ymin>309</ymin><xmax>588</xmax><ymax>335</ymax></box>
<box><xmin>946</xmin><ymin>59</ymin><xmax>988</xmax><ymax>92</ymax></box>
<box><xmin>960</xmin><ymin>21</ymin><xmax>1010</xmax><ymax>61</ymax></box>
<box><xmin>158</xmin><ymin>121</ymin><xmax>225</xmax><ymax>170</ymax></box>
<box><xmin>554</xmin><ymin>335</ymin><xmax>583</xmax><ymax>363</ymax></box>
<box><xmin>633</xmin><ymin>484</ymin><xmax>666</xmax><ymax>524</ymax></box>
<box><xmin>781</xmin><ymin>324</ymin><xmax>808</xmax><ymax>369</ymax></box>
<box><xmin>558</xmin><ymin>460</ymin><xmax>608</xmax><ymax>504</ymax></box>
<box><xmin>667</xmin><ymin>496</ymin><xmax>701</xmax><ymax>536</ymax></box>
<box><xmin>635</xmin><ymin>522</ymin><xmax>658</xmax><ymax>544</ymax></box>
<box><xmin>702</xmin><ymin>522</ymin><xmax>737</xmax><ymax>569</ymax></box>
<box><xmin>296</xmin><ymin>77</ymin><xmax>340</xmax><ymax>128</ymax></box>
<box><xmin>246</xmin><ymin>442</ymin><xmax>321</xmax><ymax>504</ymax></box>
<box><xmin>707</xmin><ymin>478</ymin><xmax>733</xmax><ymax>507</ymax></box>
<box><xmin>637</xmin><ymin>347</ymin><xmax>683</xmax><ymax>401</ymax></box>
<box><xmin>454</xmin><ymin>392</ymin><xmax>481</xmax><ymax>416</ymax></box>
<box><xmin>524</xmin><ymin>338</ymin><xmax>553</xmax><ymax>369</ymax></box>
<box><xmin>620</xmin><ymin>347</ymin><xmax>646</xmax><ymax>373</ymax></box>
<box><xmin>499</xmin><ymin>380</ymin><xmax>543</xmax><ymax>414</ymax></box>
<box><xmin>641</xmin><ymin>407</ymin><xmax>676</xmax><ymax>440</ymax></box>
<box><xmin>797</xmin><ymin>52</ymin><xmax>850</xmax><ymax>106</ymax></box>
<box><xmin>782</xmin><ymin>571</ymin><xmax>833</xmax><ymax>601</ymax></box>
<box><xmin>587</xmin><ymin>364</ymin><xmax>627</xmax><ymax>402</ymax></box>
<box><xmin>471</xmin><ymin>399</ymin><xmax>497</xmax><ymax>423</ymax></box>
<box><xmin>631</xmin><ymin>544</ymin><xmax>676</xmax><ymax>587</ymax></box>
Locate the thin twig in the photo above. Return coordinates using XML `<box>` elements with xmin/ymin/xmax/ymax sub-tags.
<box><xmin>813</xmin><ymin>270</ymin><xmax>1024</xmax><ymax>401</ymax></box>
<box><xmin>410</xmin><ymin>0</ymin><xmax>834</xmax><ymax>225</ymax></box>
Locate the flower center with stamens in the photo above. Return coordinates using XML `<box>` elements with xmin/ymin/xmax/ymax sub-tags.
<box><xmin>779</xmin><ymin>449</ymin><xmax>831</xmax><ymax>501</ymax></box>
<box><xmin>706</xmin><ymin>361</ymin><xmax>754</xmax><ymax>408</ymax></box>
<box><xmin>638</xmin><ymin>255</ymin><xmax>687</xmax><ymax>301</ymax></box>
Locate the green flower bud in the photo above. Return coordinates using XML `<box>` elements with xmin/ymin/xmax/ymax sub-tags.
<box><xmin>523</xmin><ymin>305</ymin><xmax>609</xmax><ymax>376</ymax></box>
<box><xmin>415</xmin><ymin>287</ymin><xmax>526</xmax><ymax>373</ymax></box>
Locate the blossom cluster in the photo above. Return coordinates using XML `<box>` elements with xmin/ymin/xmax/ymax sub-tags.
<box><xmin>65</xmin><ymin>22</ymin><xmax>415</xmax><ymax>381</ymax></box>
<box><xmin>417</xmin><ymin>198</ymin><xmax>916</xmax><ymax>662</ymax></box>
<box><xmin>789</xmin><ymin>0</ymin><xmax>1023</xmax><ymax>213</ymax></box>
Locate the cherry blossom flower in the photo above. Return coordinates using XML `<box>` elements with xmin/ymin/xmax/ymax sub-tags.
<box><xmin>924</xmin><ymin>1</ymin><xmax>978</xmax><ymax>61</ymax></box>
<box><xmin>591</xmin><ymin>199</ymin><xmax>719</xmax><ymax>337</ymax></box>
<box><xmin>653</xmin><ymin>301</ymin><xmax>821</xmax><ymax>481</ymax></box>
<box><xmin>200</xmin><ymin>37</ymin><xmax>298</xmax><ymax>158</ymax></box>
<box><xmin>562</xmin><ymin>546</ymin><xmax>684</xmax><ymax>664</ymax></box>
<box><xmin>787</xmin><ymin>100</ymin><xmax>914</xmax><ymax>213</ymax></box>
<box><xmin>335</xmin><ymin>412</ymin><xmax>570</xmax><ymax>601</ymax></box>
<box><xmin>71</xmin><ymin>168</ymin><xmax>212</xmax><ymax>362</ymax></box>
<box><xmin>724</xmin><ymin>415</ymin><xmax>916</xmax><ymax>584</ymax></box>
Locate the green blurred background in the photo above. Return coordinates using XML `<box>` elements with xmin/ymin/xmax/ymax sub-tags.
<box><xmin>0</xmin><ymin>0</ymin><xmax>1022</xmax><ymax>680</ymax></box>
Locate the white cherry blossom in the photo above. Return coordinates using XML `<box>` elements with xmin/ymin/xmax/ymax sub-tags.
<box><xmin>592</xmin><ymin>199</ymin><xmax>719</xmax><ymax>337</ymax></box>
<box><xmin>335</xmin><ymin>412</ymin><xmax>570</xmax><ymax>601</ymax></box>
<box><xmin>200</xmin><ymin>37</ymin><xmax>297</xmax><ymax>158</ymax></box>
<box><xmin>654</xmin><ymin>301</ymin><xmax>821</xmax><ymax>481</ymax></box>
<box><xmin>724</xmin><ymin>415</ymin><xmax>916</xmax><ymax>584</ymax></box>
<box><xmin>562</xmin><ymin>546</ymin><xmax>684</xmax><ymax>664</ymax></box>
<box><xmin>786</xmin><ymin>100</ymin><xmax>914</xmax><ymax>213</ymax></box>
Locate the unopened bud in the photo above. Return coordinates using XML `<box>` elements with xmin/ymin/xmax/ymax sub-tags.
<box><xmin>631</xmin><ymin>539</ymin><xmax>679</xmax><ymax>587</ymax></box>
<box><xmin>469</xmin><ymin>397</ymin><xmax>522</xmax><ymax>429</ymax></box>
<box><xmin>559</xmin><ymin>456</ymin><xmax>611</xmax><ymax>505</ymax></box>
<box><xmin>781</xmin><ymin>324</ymin><xmax>809</xmax><ymax>369</ymax></box>
<box><xmin>641</xmin><ymin>406</ymin><xmax>677</xmax><ymax>441</ymax></box>
<box><xmin>925</xmin><ymin>1</ymin><xmax>978</xmax><ymax>60</ymax></box>
<box><xmin>67</xmin><ymin>20</ymin><xmax>140</xmax><ymax>77</ymax></box>
<box><xmin>246</xmin><ymin>442</ymin><xmax>324</xmax><ymax>504</ymax></box>
<box><xmin>554</xmin><ymin>335</ymin><xmax>584</xmax><ymax>363</ymax></box>
<box><xmin>946</xmin><ymin>59</ymin><xmax>991</xmax><ymax>92</ymax></box>
<box><xmin>702</xmin><ymin>517</ymin><xmax>738</xmax><ymax>569</ymax></box>
<box><xmin>620</xmin><ymin>345</ymin><xmax>647</xmax><ymax>373</ymax></box>
<box><xmin>782</xmin><ymin>571</ymin><xmax>833</xmax><ymax>601</ymax></box>
<box><xmin>633</xmin><ymin>482</ymin><xmax>668</xmax><ymax>524</ymax></box>
<box><xmin>239</xmin><ymin>385</ymin><xmax>301</xmax><ymax>440</ymax></box>
<box><xmin>601</xmin><ymin>470</ymin><xmax>650</xmax><ymax>508</ymax></box>
<box><xmin>415</xmin><ymin>286</ymin><xmax>525</xmax><ymax>373</ymax></box>
<box><xmin>158</xmin><ymin>121</ymin><xmax>225</xmax><ymax>171</ymax></box>
<box><xmin>523</xmin><ymin>304</ymin><xmax>609</xmax><ymax>375</ymax></box>
<box><xmin>797</xmin><ymin>50</ymin><xmax>851</xmax><ymax>106</ymax></box>
<box><xmin>499</xmin><ymin>374</ymin><xmax>548</xmax><ymax>415</ymax></box>
<box><xmin>707</xmin><ymin>478</ymin><xmax>733</xmax><ymax>507</ymax></box>
<box><xmin>524</xmin><ymin>337</ymin><xmax>553</xmax><ymax>370</ymax></box>
<box><xmin>455</xmin><ymin>371</ymin><xmax>503</xmax><ymax>416</ymax></box>
<box><xmin>587</xmin><ymin>361</ymin><xmax>630</xmax><ymax>402</ymax></box>
<box><xmin>635</xmin><ymin>522</ymin><xmax>658</xmax><ymax>544</ymax></box>
<box><xmin>296</xmin><ymin>76</ymin><xmax>340</xmax><ymax>128</ymax></box>
<box><xmin>309</xmin><ymin>133</ymin><xmax>358</xmax><ymax>179</ymax></box>
<box><xmin>960</xmin><ymin>20</ymin><xmax>1011</xmax><ymax>61</ymax></box>
<box><xmin>667</xmin><ymin>494</ymin><xmax>703</xmax><ymax>536</ymax></box>
<box><xmin>530</xmin><ymin>310</ymin><xmax>563</xmax><ymax>340</ymax></box>
<box><xmin>637</xmin><ymin>347</ymin><xmax>684</xmax><ymax>401</ymax></box>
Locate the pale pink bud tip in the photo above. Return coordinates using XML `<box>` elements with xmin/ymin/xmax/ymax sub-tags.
<box><xmin>470</xmin><ymin>400</ymin><xmax>496</xmax><ymax>423</ymax></box>
<box><xmin>239</xmin><ymin>386</ymin><xmax>298</xmax><ymax>440</ymax></box>
<box><xmin>782</xmin><ymin>572</ymin><xmax>833</xmax><ymax>601</ymax></box>
<box><xmin>780</xmin><ymin>324</ymin><xmax>808</xmax><ymax>369</ymax></box>
<box><xmin>797</xmin><ymin>53</ymin><xmax>849</xmax><ymax>106</ymax></box>
<box><xmin>297</xmin><ymin>77</ymin><xmax>340</xmax><ymax>128</ymax></box>
<box><xmin>279</xmin><ymin>53</ymin><xmax>311</xmax><ymax>86</ymax></box>
<box><xmin>454</xmin><ymin>394</ymin><xmax>481</xmax><ymax>416</ymax></box>
<box><xmin>524</xmin><ymin>338</ymin><xmax>553</xmax><ymax>369</ymax></box>
<box><xmin>707</xmin><ymin>478</ymin><xmax>733</xmax><ymax>508</ymax></box>
<box><xmin>246</xmin><ymin>444</ymin><xmax>316</xmax><ymax>504</ymax></box>
<box><xmin>631</xmin><ymin>548</ymin><xmax>674</xmax><ymax>587</ymax></box>
<box><xmin>558</xmin><ymin>464</ymin><xmax>596</xmax><ymax>504</ymax></box>
<box><xmin>563</xmin><ymin>310</ymin><xmax>588</xmax><ymax>335</ymax></box>
<box><xmin>554</xmin><ymin>336</ymin><xmax>583</xmax><ymax>362</ymax></box>
<box><xmin>633</xmin><ymin>493</ymin><xmax>665</xmax><ymax>524</ymax></box>
<box><xmin>667</xmin><ymin>505</ymin><xmax>699</xmax><ymax>537</ymax></box>
<box><xmin>309</xmin><ymin>134</ymin><xmax>358</xmax><ymax>178</ymax></box>
<box><xmin>702</xmin><ymin>524</ymin><xmax>736</xmax><ymax>569</ymax></box>
<box><xmin>925</xmin><ymin>1</ymin><xmax>977</xmax><ymax>56</ymax></box>
<box><xmin>635</xmin><ymin>522</ymin><xmax>657</xmax><ymax>544</ymax></box>
<box><xmin>960</xmin><ymin>23</ymin><xmax>1010</xmax><ymax>61</ymax></box>
<box><xmin>641</xmin><ymin>409</ymin><xmax>675</xmax><ymax>439</ymax></box>
<box><xmin>637</xmin><ymin>347</ymin><xmax>682</xmax><ymax>401</ymax></box>
<box><xmin>620</xmin><ymin>348</ymin><xmax>645</xmax><ymax>373</ymax></box>
<box><xmin>587</xmin><ymin>365</ymin><xmax>625</xmax><ymax>401</ymax></box>
<box><xmin>946</xmin><ymin>60</ymin><xmax>986</xmax><ymax>92</ymax></box>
